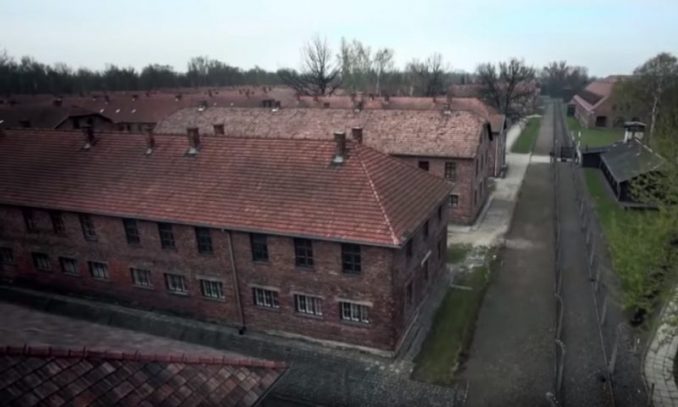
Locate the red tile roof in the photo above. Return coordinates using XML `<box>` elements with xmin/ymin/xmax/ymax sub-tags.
<box><xmin>0</xmin><ymin>345</ymin><xmax>285</xmax><ymax>406</ymax></box>
<box><xmin>155</xmin><ymin>107</ymin><xmax>489</xmax><ymax>159</ymax></box>
<box><xmin>0</xmin><ymin>129</ymin><xmax>452</xmax><ymax>247</ymax></box>
<box><xmin>572</xmin><ymin>76</ymin><xmax>625</xmax><ymax>112</ymax></box>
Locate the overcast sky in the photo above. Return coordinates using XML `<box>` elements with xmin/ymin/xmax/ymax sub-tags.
<box><xmin>1</xmin><ymin>0</ymin><xmax>676</xmax><ymax>77</ymax></box>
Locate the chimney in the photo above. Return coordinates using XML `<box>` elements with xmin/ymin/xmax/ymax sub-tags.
<box><xmin>332</xmin><ymin>131</ymin><xmax>346</xmax><ymax>164</ymax></box>
<box><xmin>145</xmin><ymin>130</ymin><xmax>155</xmax><ymax>155</ymax></box>
<box><xmin>213</xmin><ymin>123</ymin><xmax>225</xmax><ymax>136</ymax></box>
<box><xmin>274</xmin><ymin>100</ymin><xmax>281</xmax><ymax>109</ymax></box>
<box><xmin>175</xmin><ymin>93</ymin><xmax>183</xmax><ymax>101</ymax></box>
<box><xmin>351</xmin><ymin>127</ymin><xmax>363</xmax><ymax>144</ymax></box>
<box><xmin>52</xmin><ymin>98</ymin><xmax>63</xmax><ymax>107</ymax></box>
<box><xmin>132</xmin><ymin>94</ymin><xmax>138</xmax><ymax>102</ymax></box>
<box><xmin>384</xmin><ymin>94</ymin><xmax>390</xmax><ymax>103</ymax></box>
<box><xmin>323</xmin><ymin>102</ymin><xmax>330</xmax><ymax>109</ymax></box>
<box><xmin>443</xmin><ymin>103</ymin><xmax>452</xmax><ymax>115</ymax></box>
<box><xmin>186</xmin><ymin>127</ymin><xmax>200</xmax><ymax>155</ymax></box>
<box><xmin>104</xmin><ymin>94</ymin><xmax>110</xmax><ymax>103</ymax></box>
<box><xmin>82</xmin><ymin>126</ymin><xmax>95</xmax><ymax>150</ymax></box>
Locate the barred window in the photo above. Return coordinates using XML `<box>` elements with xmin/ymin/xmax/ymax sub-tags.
<box><xmin>200</xmin><ymin>279</ymin><xmax>224</xmax><ymax>299</ymax></box>
<box><xmin>341</xmin><ymin>244</ymin><xmax>361</xmax><ymax>274</ymax></box>
<box><xmin>123</xmin><ymin>219</ymin><xmax>140</xmax><ymax>245</ymax></box>
<box><xmin>294</xmin><ymin>294</ymin><xmax>322</xmax><ymax>316</ymax></box>
<box><xmin>253</xmin><ymin>287</ymin><xmax>279</xmax><ymax>309</ymax></box>
<box><xmin>165</xmin><ymin>273</ymin><xmax>187</xmax><ymax>294</ymax></box>
<box><xmin>50</xmin><ymin>211</ymin><xmax>65</xmax><ymax>235</ymax></box>
<box><xmin>418</xmin><ymin>161</ymin><xmax>429</xmax><ymax>171</ymax></box>
<box><xmin>59</xmin><ymin>257</ymin><xmax>78</xmax><ymax>275</ymax></box>
<box><xmin>449</xmin><ymin>194</ymin><xmax>459</xmax><ymax>208</ymax></box>
<box><xmin>0</xmin><ymin>247</ymin><xmax>14</xmax><ymax>265</ymax></box>
<box><xmin>294</xmin><ymin>238</ymin><xmax>313</xmax><ymax>268</ymax></box>
<box><xmin>23</xmin><ymin>209</ymin><xmax>37</xmax><ymax>233</ymax></box>
<box><xmin>80</xmin><ymin>214</ymin><xmax>97</xmax><ymax>241</ymax></box>
<box><xmin>444</xmin><ymin>161</ymin><xmax>457</xmax><ymax>181</ymax></box>
<box><xmin>131</xmin><ymin>268</ymin><xmax>152</xmax><ymax>288</ymax></box>
<box><xmin>158</xmin><ymin>223</ymin><xmax>175</xmax><ymax>249</ymax></box>
<box><xmin>195</xmin><ymin>227</ymin><xmax>213</xmax><ymax>254</ymax></box>
<box><xmin>88</xmin><ymin>261</ymin><xmax>109</xmax><ymax>280</ymax></box>
<box><xmin>32</xmin><ymin>252</ymin><xmax>50</xmax><ymax>272</ymax></box>
<box><xmin>250</xmin><ymin>234</ymin><xmax>268</xmax><ymax>261</ymax></box>
<box><xmin>339</xmin><ymin>302</ymin><xmax>370</xmax><ymax>324</ymax></box>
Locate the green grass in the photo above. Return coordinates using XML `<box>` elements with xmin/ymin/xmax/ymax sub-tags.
<box><xmin>584</xmin><ymin>168</ymin><xmax>623</xmax><ymax>232</ymax></box>
<box><xmin>567</xmin><ymin>117</ymin><xmax>624</xmax><ymax>148</ymax></box>
<box><xmin>447</xmin><ymin>244</ymin><xmax>472</xmax><ymax>264</ymax></box>
<box><xmin>510</xmin><ymin>117</ymin><xmax>541</xmax><ymax>153</ymax></box>
<box><xmin>411</xmin><ymin>258</ymin><xmax>492</xmax><ymax>386</ymax></box>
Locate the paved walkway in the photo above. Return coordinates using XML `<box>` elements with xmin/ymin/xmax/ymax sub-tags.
<box><xmin>459</xmin><ymin>107</ymin><xmax>556</xmax><ymax>406</ymax></box>
<box><xmin>645</xmin><ymin>296</ymin><xmax>678</xmax><ymax>406</ymax></box>
<box><xmin>448</xmin><ymin>120</ymin><xmax>532</xmax><ymax>247</ymax></box>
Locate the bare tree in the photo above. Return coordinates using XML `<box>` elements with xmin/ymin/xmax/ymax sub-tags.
<box><xmin>476</xmin><ymin>58</ymin><xmax>536</xmax><ymax>119</ymax></box>
<box><xmin>406</xmin><ymin>53</ymin><xmax>447</xmax><ymax>97</ymax></box>
<box><xmin>540</xmin><ymin>60</ymin><xmax>589</xmax><ymax>100</ymax></box>
<box><xmin>373</xmin><ymin>48</ymin><xmax>395</xmax><ymax>95</ymax></box>
<box><xmin>279</xmin><ymin>36</ymin><xmax>341</xmax><ymax>96</ymax></box>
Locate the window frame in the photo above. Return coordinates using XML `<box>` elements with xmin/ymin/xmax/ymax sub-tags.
<box><xmin>0</xmin><ymin>247</ymin><xmax>14</xmax><ymax>266</ymax></box>
<box><xmin>200</xmin><ymin>279</ymin><xmax>224</xmax><ymax>300</ymax></box>
<box><xmin>130</xmin><ymin>267</ymin><xmax>152</xmax><ymax>288</ymax></box>
<box><xmin>88</xmin><ymin>261</ymin><xmax>109</xmax><ymax>280</ymax></box>
<box><xmin>32</xmin><ymin>252</ymin><xmax>51</xmax><ymax>272</ymax></box>
<box><xmin>339</xmin><ymin>301</ymin><xmax>370</xmax><ymax>324</ymax></box>
<box><xmin>164</xmin><ymin>273</ymin><xmax>188</xmax><ymax>294</ymax></box>
<box><xmin>418</xmin><ymin>160</ymin><xmax>430</xmax><ymax>171</ymax></box>
<box><xmin>123</xmin><ymin>219</ymin><xmax>140</xmax><ymax>245</ymax></box>
<box><xmin>293</xmin><ymin>238</ymin><xmax>314</xmax><ymax>268</ymax></box>
<box><xmin>294</xmin><ymin>294</ymin><xmax>323</xmax><ymax>316</ymax></box>
<box><xmin>158</xmin><ymin>223</ymin><xmax>176</xmax><ymax>250</ymax></box>
<box><xmin>341</xmin><ymin>243</ymin><xmax>362</xmax><ymax>274</ymax></box>
<box><xmin>252</xmin><ymin>287</ymin><xmax>279</xmax><ymax>309</ymax></box>
<box><xmin>195</xmin><ymin>227</ymin><xmax>213</xmax><ymax>255</ymax></box>
<box><xmin>79</xmin><ymin>214</ymin><xmax>97</xmax><ymax>241</ymax></box>
<box><xmin>444</xmin><ymin>161</ymin><xmax>457</xmax><ymax>181</ymax></box>
<box><xmin>59</xmin><ymin>257</ymin><xmax>78</xmax><ymax>276</ymax></box>
<box><xmin>449</xmin><ymin>194</ymin><xmax>459</xmax><ymax>208</ymax></box>
<box><xmin>23</xmin><ymin>209</ymin><xmax>37</xmax><ymax>233</ymax></box>
<box><xmin>250</xmin><ymin>233</ymin><xmax>269</xmax><ymax>262</ymax></box>
<box><xmin>50</xmin><ymin>211</ymin><xmax>66</xmax><ymax>235</ymax></box>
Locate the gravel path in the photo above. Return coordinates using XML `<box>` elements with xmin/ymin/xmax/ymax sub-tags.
<box><xmin>459</xmin><ymin>106</ymin><xmax>556</xmax><ymax>406</ymax></box>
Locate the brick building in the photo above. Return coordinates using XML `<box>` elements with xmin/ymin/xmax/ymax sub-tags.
<box><xmin>156</xmin><ymin>107</ymin><xmax>493</xmax><ymax>224</ymax></box>
<box><xmin>0</xmin><ymin>128</ymin><xmax>452</xmax><ymax>355</ymax></box>
<box><xmin>571</xmin><ymin>76</ymin><xmax>626</xmax><ymax>128</ymax></box>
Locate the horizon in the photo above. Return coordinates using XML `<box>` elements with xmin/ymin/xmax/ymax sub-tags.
<box><xmin>1</xmin><ymin>0</ymin><xmax>676</xmax><ymax>77</ymax></box>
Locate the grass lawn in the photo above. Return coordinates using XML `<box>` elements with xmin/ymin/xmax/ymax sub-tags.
<box><xmin>411</xmin><ymin>251</ymin><xmax>493</xmax><ymax>386</ymax></box>
<box><xmin>447</xmin><ymin>244</ymin><xmax>472</xmax><ymax>264</ymax></box>
<box><xmin>567</xmin><ymin>117</ymin><xmax>624</xmax><ymax>148</ymax></box>
<box><xmin>510</xmin><ymin>117</ymin><xmax>541</xmax><ymax>153</ymax></box>
<box><xmin>584</xmin><ymin>168</ymin><xmax>623</xmax><ymax>232</ymax></box>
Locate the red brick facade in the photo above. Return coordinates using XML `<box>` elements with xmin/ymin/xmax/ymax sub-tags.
<box><xmin>0</xmin><ymin>203</ymin><xmax>448</xmax><ymax>354</ymax></box>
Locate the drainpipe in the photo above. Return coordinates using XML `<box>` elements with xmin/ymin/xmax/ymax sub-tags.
<box><xmin>225</xmin><ymin>229</ymin><xmax>246</xmax><ymax>334</ymax></box>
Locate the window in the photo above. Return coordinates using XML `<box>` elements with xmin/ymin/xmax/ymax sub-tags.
<box><xmin>23</xmin><ymin>209</ymin><xmax>37</xmax><ymax>233</ymax></box>
<box><xmin>250</xmin><ymin>234</ymin><xmax>268</xmax><ymax>261</ymax></box>
<box><xmin>200</xmin><ymin>279</ymin><xmax>224</xmax><ymax>299</ymax></box>
<box><xmin>0</xmin><ymin>247</ymin><xmax>15</xmax><ymax>266</ymax></box>
<box><xmin>423</xmin><ymin>221</ymin><xmax>429</xmax><ymax>238</ymax></box>
<box><xmin>130</xmin><ymin>268</ymin><xmax>152</xmax><ymax>288</ymax></box>
<box><xmin>341</xmin><ymin>244</ymin><xmax>361</xmax><ymax>274</ymax></box>
<box><xmin>294</xmin><ymin>294</ymin><xmax>322</xmax><ymax>316</ymax></box>
<box><xmin>158</xmin><ymin>223</ymin><xmax>175</xmax><ymax>249</ymax></box>
<box><xmin>59</xmin><ymin>257</ymin><xmax>78</xmax><ymax>275</ymax></box>
<box><xmin>50</xmin><ymin>211</ymin><xmax>65</xmax><ymax>235</ymax></box>
<box><xmin>406</xmin><ymin>240</ymin><xmax>413</xmax><ymax>258</ymax></box>
<box><xmin>195</xmin><ymin>227</ymin><xmax>213</xmax><ymax>254</ymax></box>
<box><xmin>253</xmin><ymin>287</ymin><xmax>279</xmax><ymax>309</ymax></box>
<box><xmin>340</xmin><ymin>302</ymin><xmax>370</xmax><ymax>324</ymax></box>
<box><xmin>294</xmin><ymin>238</ymin><xmax>313</xmax><ymax>268</ymax></box>
<box><xmin>88</xmin><ymin>261</ymin><xmax>109</xmax><ymax>280</ymax></box>
<box><xmin>165</xmin><ymin>273</ymin><xmax>187</xmax><ymax>294</ymax></box>
<box><xmin>449</xmin><ymin>194</ymin><xmax>459</xmax><ymax>208</ymax></box>
<box><xmin>418</xmin><ymin>161</ymin><xmax>430</xmax><ymax>171</ymax></box>
<box><xmin>406</xmin><ymin>282</ymin><xmax>413</xmax><ymax>306</ymax></box>
<box><xmin>444</xmin><ymin>161</ymin><xmax>457</xmax><ymax>181</ymax></box>
<box><xmin>123</xmin><ymin>219</ymin><xmax>140</xmax><ymax>245</ymax></box>
<box><xmin>79</xmin><ymin>214</ymin><xmax>97</xmax><ymax>241</ymax></box>
<box><xmin>32</xmin><ymin>253</ymin><xmax>50</xmax><ymax>272</ymax></box>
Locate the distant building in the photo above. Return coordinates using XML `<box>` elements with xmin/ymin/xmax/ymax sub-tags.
<box><xmin>571</xmin><ymin>76</ymin><xmax>627</xmax><ymax>128</ymax></box>
<box><xmin>156</xmin><ymin>107</ymin><xmax>494</xmax><ymax>224</ymax></box>
<box><xmin>0</xmin><ymin>101</ymin><xmax>113</xmax><ymax>130</ymax></box>
<box><xmin>0</xmin><ymin>128</ymin><xmax>452</xmax><ymax>355</ymax></box>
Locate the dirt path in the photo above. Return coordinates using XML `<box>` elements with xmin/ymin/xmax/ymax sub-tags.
<box><xmin>459</xmin><ymin>104</ymin><xmax>556</xmax><ymax>406</ymax></box>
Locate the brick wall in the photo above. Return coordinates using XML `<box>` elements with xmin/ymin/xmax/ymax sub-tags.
<box><xmin>0</xmin><ymin>202</ymin><xmax>448</xmax><ymax>353</ymax></box>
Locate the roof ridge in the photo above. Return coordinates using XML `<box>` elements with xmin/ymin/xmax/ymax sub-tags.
<box><xmin>1</xmin><ymin>345</ymin><xmax>287</xmax><ymax>370</ymax></box>
<box><xmin>355</xmin><ymin>146</ymin><xmax>399</xmax><ymax>246</ymax></box>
